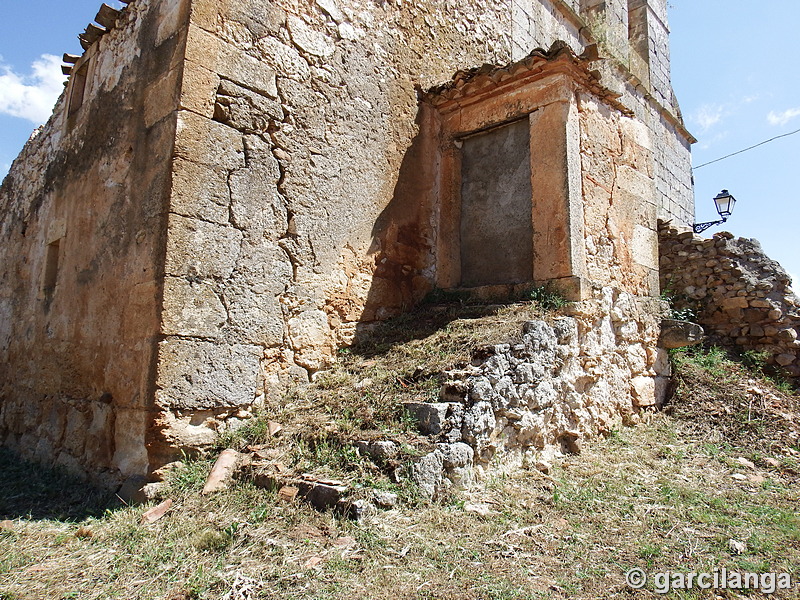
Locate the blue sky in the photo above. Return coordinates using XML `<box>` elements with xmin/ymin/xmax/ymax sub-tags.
<box><xmin>0</xmin><ymin>1</ymin><xmax>123</xmax><ymax>167</ymax></box>
<box><xmin>669</xmin><ymin>1</ymin><xmax>800</xmax><ymax>285</ymax></box>
<box><xmin>1</xmin><ymin>1</ymin><xmax>798</xmax><ymax>283</ymax></box>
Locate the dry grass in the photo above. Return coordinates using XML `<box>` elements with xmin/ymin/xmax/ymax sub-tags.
<box><xmin>1</xmin><ymin>323</ymin><xmax>800</xmax><ymax>599</ymax></box>
<box><xmin>216</xmin><ymin>301</ymin><xmax>555</xmax><ymax>489</ymax></box>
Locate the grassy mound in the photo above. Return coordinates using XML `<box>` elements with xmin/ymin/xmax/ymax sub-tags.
<box><xmin>1</xmin><ymin>330</ymin><xmax>798</xmax><ymax>599</ymax></box>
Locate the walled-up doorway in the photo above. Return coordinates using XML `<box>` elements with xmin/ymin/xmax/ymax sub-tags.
<box><xmin>459</xmin><ymin>118</ymin><xmax>533</xmax><ymax>287</ymax></box>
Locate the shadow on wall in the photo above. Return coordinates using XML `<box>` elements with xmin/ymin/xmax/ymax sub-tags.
<box><xmin>343</xmin><ymin>100</ymin><xmax>538</xmax><ymax>355</ymax></box>
<box><xmin>348</xmin><ymin>102</ymin><xmax>441</xmax><ymax>347</ymax></box>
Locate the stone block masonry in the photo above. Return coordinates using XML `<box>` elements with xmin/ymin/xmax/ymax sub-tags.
<box><xmin>659</xmin><ymin>222</ymin><xmax>800</xmax><ymax>378</ymax></box>
<box><xmin>1</xmin><ymin>0</ymin><xmax>695</xmax><ymax>485</ymax></box>
<box><xmin>0</xmin><ymin>0</ymin><xmax>189</xmax><ymax>486</ymax></box>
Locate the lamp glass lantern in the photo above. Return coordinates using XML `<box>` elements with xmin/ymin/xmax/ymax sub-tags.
<box><xmin>713</xmin><ymin>189</ymin><xmax>736</xmax><ymax>218</ymax></box>
<box><xmin>693</xmin><ymin>189</ymin><xmax>738</xmax><ymax>234</ymax></box>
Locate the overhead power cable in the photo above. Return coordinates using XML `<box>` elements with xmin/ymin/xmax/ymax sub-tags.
<box><xmin>694</xmin><ymin>126</ymin><xmax>800</xmax><ymax>169</ymax></box>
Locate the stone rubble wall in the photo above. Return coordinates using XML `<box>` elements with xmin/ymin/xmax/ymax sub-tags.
<box><xmin>404</xmin><ymin>286</ymin><xmax>669</xmax><ymax>496</ymax></box>
<box><xmin>659</xmin><ymin>222</ymin><xmax>800</xmax><ymax>378</ymax></box>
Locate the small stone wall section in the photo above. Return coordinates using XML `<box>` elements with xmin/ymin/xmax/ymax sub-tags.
<box><xmin>659</xmin><ymin>222</ymin><xmax>800</xmax><ymax>378</ymax></box>
<box><xmin>403</xmin><ymin>285</ymin><xmax>669</xmax><ymax>496</ymax></box>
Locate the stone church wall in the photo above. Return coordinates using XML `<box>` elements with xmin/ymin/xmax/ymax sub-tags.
<box><xmin>154</xmin><ymin>0</ymin><xmax>611</xmax><ymax>455</ymax></box>
<box><xmin>162</xmin><ymin>0</ymin><xmax>692</xmax><ymax>437</ymax></box>
<box><xmin>0</xmin><ymin>0</ymin><xmax>695</xmax><ymax>482</ymax></box>
<box><xmin>0</xmin><ymin>0</ymin><xmax>190</xmax><ymax>483</ymax></box>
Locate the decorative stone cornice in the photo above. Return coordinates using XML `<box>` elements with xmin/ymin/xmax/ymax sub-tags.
<box><xmin>62</xmin><ymin>1</ymin><xmax>133</xmax><ymax>76</ymax></box>
<box><xmin>423</xmin><ymin>41</ymin><xmax>633</xmax><ymax>118</ymax></box>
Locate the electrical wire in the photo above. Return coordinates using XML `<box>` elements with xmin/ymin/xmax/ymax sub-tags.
<box><xmin>694</xmin><ymin>126</ymin><xmax>800</xmax><ymax>169</ymax></box>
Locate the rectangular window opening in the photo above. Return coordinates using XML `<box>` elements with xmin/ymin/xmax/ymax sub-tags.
<box><xmin>43</xmin><ymin>239</ymin><xmax>61</xmax><ymax>302</ymax></box>
<box><xmin>68</xmin><ymin>62</ymin><xmax>89</xmax><ymax>116</ymax></box>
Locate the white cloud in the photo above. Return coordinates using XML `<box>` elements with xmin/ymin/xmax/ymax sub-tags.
<box><xmin>767</xmin><ymin>107</ymin><xmax>800</xmax><ymax>127</ymax></box>
<box><xmin>692</xmin><ymin>103</ymin><xmax>728</xmax><ymax>133</ymax></box>
<box><xmin>0</xmin><ymin>54</ymin><xmax>66</xmax><ymax>125</ymax></box>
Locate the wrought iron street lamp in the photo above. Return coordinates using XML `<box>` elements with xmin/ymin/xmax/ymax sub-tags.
<box><xmin>693</xmin><ymin>189</ymin><xmax>737</xmax><ymax>234</ymax></box>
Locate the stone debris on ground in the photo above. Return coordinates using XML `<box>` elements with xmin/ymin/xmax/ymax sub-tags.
<box><xmin>141</xmin><ymin>498</ymin><xmax>173</xmax><ymax>525</ymax></box>
<box><xmin>728</xmin><ymin>538</ymin><xmax>747</xmax><ymax>555</ymax></box>
<box><xmin>220</xmin><ymin>572</ymin><xmax>263</xmax><ymax>600</ymax></box>
<box><xmin>202</xmin><ymin>449</ymin><xmax>241</xmax><ymax>495</ymax></box>
<box><xmin>277</xmin><ymin>486</ymin><xmax>299</xmax><ymax>503</ymax></box>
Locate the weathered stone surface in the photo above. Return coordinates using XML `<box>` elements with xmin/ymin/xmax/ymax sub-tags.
<box><xmin>174</xmin><ymin>110</ymin><xmax>245</xmax><ymax>169</ymax></box>
<box><xmin>287</xmin><ymin>15</ymin><xmax>335</xmax><ymax>58</ymax></box>
<box><xmin>155</xmin><ymin>340</ymin><xmax>261</xmax><ymax>409</ymax></box>
<box><xmin>169</xmin><ymin>159</ymin><xmax>231</xmax><ymax>224</ymax></box>
<box><xmin>631</xmin><ymin>375</ymin><xmax>656</xmax><ymax>407</ymax></box>
<box><xmin>658</xmin><ymin>319</ymin><xmax>704</xmax><ymax>349</ymax></box>
<box><xmin>461</xmin><ymin>401</ymin><xmax>496</xmax><ymax>452</ymax></box>
<box><xmin>356</xmin><ymin>440</ymin><xmax>399</xmax><ymax>460</ymax></box>
<box><xmin>0</xmin><ymin>0</ymin><xmax>692</xmax><ymax>485</ymax></box>
<box><xmin>223</xmin><ymin>282</ymin><xmax>285</xmax><ymax>345</ymax></box>
<box><xmin>228</xmin><ymin>170</ymin><xmax>286</xmax><ymax>235</ymax></box>
<box><xmin>164</xmin><ymin>215</ymin><xmax>243</xmax><ymax>279</ymax></box>
<box><xmin>162</xmin><ymin>277</ymin><xmax>227</xmax><ymax>338</ymax></box>
<box><xmin>372</xmin><ymin>490</ymin><xmax>398</xmax><ymax>508</ymax></box>
<box><xmin>287</xmin><ymin>310</ymin><xmax>333</xmax><ymax>372</ymax></box>
<box><xmin>437</xmin><ymin>441</ymin><xmax>474</xmax><ymax>486</ymax></box>
<box><xmin>721</xmin><ymin>297</ymin><xmax>749</xmax><ymax>310</ymax></box>
<box><xmin>202</xmin><ymin>449</ymin><xmax>241</xmax><ymax>494</ymax></box>
<box><xmin>660</xmin><ymin>223</ymin><xmax>800</xmax><ymax>377</ymax></box>
<box><xmin>412</xmin><ymin>450</ymin><xmax>444</xmax><ymax>499</ymax></box>
<box><xmin>214</xmin><ymin>79</ymin><xmax>284</xmax><ymax>132</ymax></box>
<box><xmin>429</xmin><ymin>287</ymin><xmax>668</xmax><ymax>470</ymax></box>
<box><xmin>0</xmin><ymin>0</ymin><xmax>185</xmax><ymax>484</ymax></box>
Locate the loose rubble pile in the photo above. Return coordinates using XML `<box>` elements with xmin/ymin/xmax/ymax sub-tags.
<box><xmin>660</xmin><ymin>222</ymin><xmax>800</xmax><ymax>378</ymax></box>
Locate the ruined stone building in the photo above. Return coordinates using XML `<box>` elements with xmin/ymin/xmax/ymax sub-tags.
<box><xmin>0</xmin><ymin>0</ymin><xmax>696</xmax><ymax>485</ymax></box>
